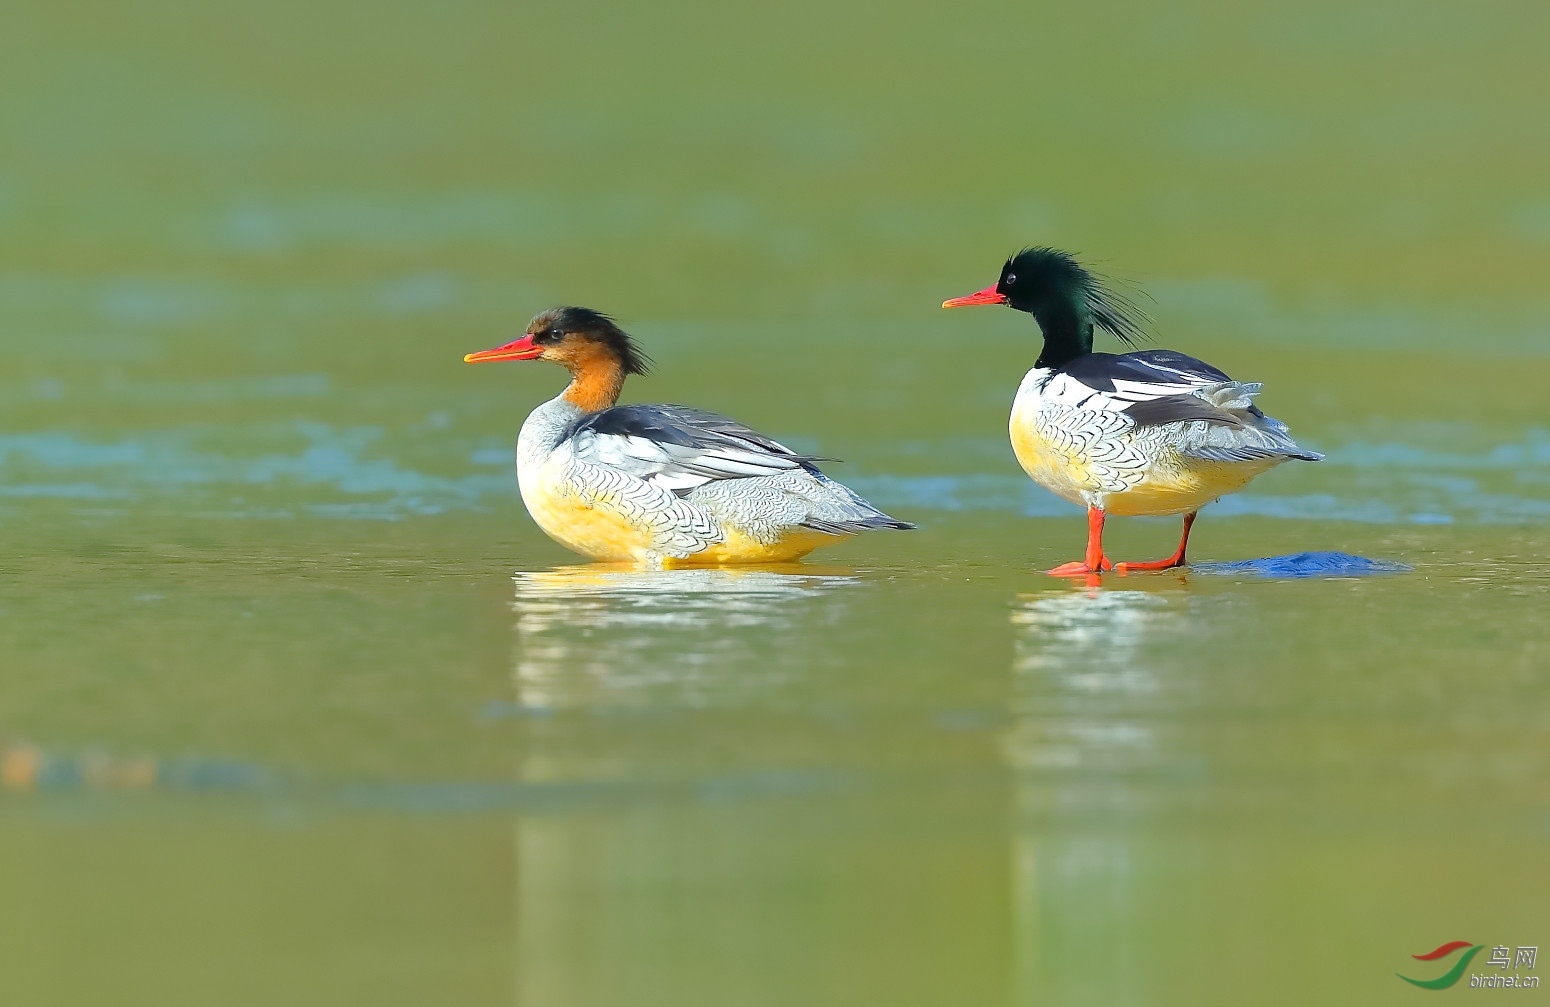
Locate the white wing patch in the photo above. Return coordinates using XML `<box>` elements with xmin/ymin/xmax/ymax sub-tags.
<box><xmin>570</xmin><ymin>427</ymin><xmax>803</xmax><ymax>495</ymax></box>
<box><xmin>1035</xmin><ymin>371</ymin><xmax>1236</xmax><ymax>412</ymax></box>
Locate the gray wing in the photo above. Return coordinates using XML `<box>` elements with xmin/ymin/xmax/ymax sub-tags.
<box><xmin>565</xmin><ymin>404</ymin><xmax>822</xmax><ymax>495</ymax></box>
<box><xmin>566</xmin><ymin>404</ymin><xmax>912</xmax><ymax>535</ymax></box>
<box><xmin>1128</xmin><ymin>392</ymin><xmax>1322</xmax><ymax>462</ymax></box>
<box><xmin>1050</xmin><ymin>353</ymin><xmax>1322</xmax><ymax>463</ymax></box>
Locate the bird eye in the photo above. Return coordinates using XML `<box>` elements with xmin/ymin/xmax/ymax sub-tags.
<box><xmin>1004</xmin><ymin>273</ymin><xmax>1017</xmax><ymax>285</ymax></box>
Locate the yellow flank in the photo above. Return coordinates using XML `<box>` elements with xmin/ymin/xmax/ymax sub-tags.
<box><xmin>1011</xmin><ymin>418</ymin><xmax>1282</xmax><ymax>517</ymax></box>
<box><xmin>1010</xmin><ymin>419</ymin><xmax>1094</xmax><ymax>505</ymax></box>
<box><xmin>1102</xmin><ymin>454</ymin><xmax>1280</xmax><ymax>516</ymax></box>
<box><xmin>671</xmin><ymin>527</ymin><xmax>840</xmax><ymax>567</ymax></box>
<box><xmin>524</xmin><ymin>482</ymin><xmax>842</xmax><ymax>565</ymax></box>
<box><xmin>525</xmin><ymin>484</ymin><xmax>656</xmax><ymax>561</ymax></box>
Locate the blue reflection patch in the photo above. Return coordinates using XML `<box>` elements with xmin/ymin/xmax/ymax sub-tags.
<box><xmin>1192</xmin><ymin>552</ymin><xmax>1412</xmax><ymax>578</ymax></box>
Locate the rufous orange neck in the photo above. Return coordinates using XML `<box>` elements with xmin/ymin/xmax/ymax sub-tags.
<box><xmin>559</xmin><ymin>343</ymin><xmax>626</xmax><ymax>412</ymax></box>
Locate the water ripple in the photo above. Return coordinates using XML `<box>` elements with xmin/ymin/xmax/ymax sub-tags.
<box><xmin>1</xmin><ymin>423</ymin><xmax>1546</xmax><ymax>524</ymax></box>
<box><xmin>0</xmin><ymin>422</ymin><xmax>512</xmax><ymax>519</ymax></box>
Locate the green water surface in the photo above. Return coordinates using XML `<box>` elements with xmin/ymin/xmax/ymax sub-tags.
<box><xmin>2</xmin><ymin>1</ymin><xmax>1549</xmax><ymax>1005</ymax></box>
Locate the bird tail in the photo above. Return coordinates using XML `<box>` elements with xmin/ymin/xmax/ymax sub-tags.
<box><xmin>801</xmin><ymin>474</ymin><xmax>916</xmax><ymax>534</ymax></box>
<box><xmin>1187</xmin><ymin>382</ymin><xmax>1324</xmax><ymax>462</ymax></box>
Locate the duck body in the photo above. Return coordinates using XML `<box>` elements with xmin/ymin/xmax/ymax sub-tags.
<box><xmin>471</xmin><ymin>307</ymin><xmax>912</xmax><ymax>568</ymax></box>
<box><xmin>945</xmin><ymin>248</ymin><xmax>1321</xmax><ymax>575</ymax></box>
<box><xmin>1009</xmin><ymin>349</ymin><xmax>1319</xmax><ymax>518</ymax></box>
<box><xmin>517</xmin><ymin>394</ymin><xmax>900</xmax><ymax>566</ymax></box>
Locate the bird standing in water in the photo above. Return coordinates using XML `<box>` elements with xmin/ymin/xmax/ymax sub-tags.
<box><xmin>943</xmin><ymin>248</ymin><xmax>1321</xmax><ymax>576</ymax></box>
<box><xmin>464</xmin><ymin>307</ymin><xmax>913</xmax><ymax>567</ymax></box>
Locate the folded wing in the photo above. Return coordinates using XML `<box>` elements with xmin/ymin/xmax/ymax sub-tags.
<box><xmin>566</xmin><ymin>403</ymin><xmax>822</xmax><ymax>494</ymax></box>
<box><xmin>1049</xmin><ymin>351</ymin><xmax>1323</xmax><ymax>462</ymax></box>
<box><xmin>563</xmin><ymin>404</ymin><xmax>913</xmax><ymax>535</ymax></box>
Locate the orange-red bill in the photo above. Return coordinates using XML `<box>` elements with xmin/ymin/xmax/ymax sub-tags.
<box><xmin>941</xmin><ymin>285</ymin><xmax>1007</xmax><ymax>308</ymax></box>
<box><xmin>463</xmin><ymin>335</ymin><xmax>543</xmax><ymax>363</ymax></box>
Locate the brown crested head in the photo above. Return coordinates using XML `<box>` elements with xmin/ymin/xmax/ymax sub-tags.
<box><xmin>463</xmin><ymin>307</ymin><xmax>652</xmax><ymax>412</ymax></box>
<box><xmin>463</xmin><ymin>307</ymin><xmax>653</xmax><ymax>374</ymax></box>
<box><xmin>522</xmin><ymin>307</ymin><xmax>652</xmax><ymax>376</ymax></box>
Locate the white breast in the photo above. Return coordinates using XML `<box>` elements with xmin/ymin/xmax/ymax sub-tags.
<box><xmin>516</xmin><ymin>395</ymin><xmax>586</xmax><ymax>506</ymax></box>
<box><xmin>1009</xmin><ymin>367</ymin><xmax>1153</xmax><ymax>505</ymax></box>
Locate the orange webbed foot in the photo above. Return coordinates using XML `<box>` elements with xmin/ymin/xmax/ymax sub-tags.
<box><xmin>1049</xmin><ymin>506</ymin><xmax>1114</xmax><ymax>577</ymax></box>
<box><xmin>1047</xmin><ymin>556</ymin><xmax>1113</xmax><ymax>577</ymax></box>
<box><xmin>1113</xmin><ymin>557</ymin><xmax>1187</xmax><ymax>574</ymax></box>
<box><xmin>1112</xmin><ymin>513</ymin><xmax>1196</xmax><ymax>575</ymax></box>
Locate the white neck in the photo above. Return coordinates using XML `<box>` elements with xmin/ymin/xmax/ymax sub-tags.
<box><xmin>516</xmin><ymin>392</ymin><xmax>586</xmax><ymax>495</ymax></box>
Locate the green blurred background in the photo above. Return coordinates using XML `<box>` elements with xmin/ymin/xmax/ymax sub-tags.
<box><xmin>1</xmin><ymin>1</ymin><xmax>1547</xmax><ymax>1004</ymax></box>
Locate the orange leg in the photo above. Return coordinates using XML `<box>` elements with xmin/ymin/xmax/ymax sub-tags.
<box><xmin>1048</xmin><ymin>506</ymin><xmax>1114</xmax><ymax>576</ymax></box>
<box><xmin>1114</xmin><ymin>512</ymin><xmax>1197</xmax><ymax>573</ymax></box>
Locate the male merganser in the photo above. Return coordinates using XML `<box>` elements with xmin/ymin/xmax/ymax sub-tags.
<box><xmin>943</xmin><ymin>248</ymin><xmax>1321</xmax><ymax>576</ymax></box>
<box><xmin>464</xmin><ymin>307</ymin><xmax>913</xmax><ymax>566</ymax></box>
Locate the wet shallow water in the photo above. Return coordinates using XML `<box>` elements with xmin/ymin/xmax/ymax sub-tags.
<box><xmin>4</xmin><ymin>1</ymin><xmax>1550</xmax><ymax>1005</ymax></box>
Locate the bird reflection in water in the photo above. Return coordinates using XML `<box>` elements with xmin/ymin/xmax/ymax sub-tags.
<box><xmin>1005</xmin><ymin>585</ymin><xmax>1195</xmax><ymax>1002</ymax></box>
<box><xmin>507</xmin><ymin>562</ymin><xmax>860</xmax><ymax>1003</ymax></box>
<box><xmin>1010</xmin><ymin>588</ymin><xmax>1182</xmax><ymax>734</ymax></box>
<box><xmin>508</xmin><ymin>563</ymin><xmax>859</xmax><ymax>712</ymax></box>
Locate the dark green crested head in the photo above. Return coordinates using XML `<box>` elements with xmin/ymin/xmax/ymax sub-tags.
<box><xmin>996</xmin><ymin>247</ymin><xmax>1149</xmax><ymax>349</ymax></box>
<box><xmin>526</xmin><ymin>306</ymin><xmax>653</xmax><ymax>376</ymax></box>
<box><xmin>943</xmin><ymin>247</ymin><xmax>1151</xmax><ymax>367</ymax></box>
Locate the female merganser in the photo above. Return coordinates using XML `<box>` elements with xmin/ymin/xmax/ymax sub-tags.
<box><xmin>464</xmin><ymin>307</ymin><xmax>913</xmax><ymax>566</ymax></box>
<box><xmin>943</xmin><ymin>248</ymin><xmax>1321</xmax><ymax>576</ymax></box>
